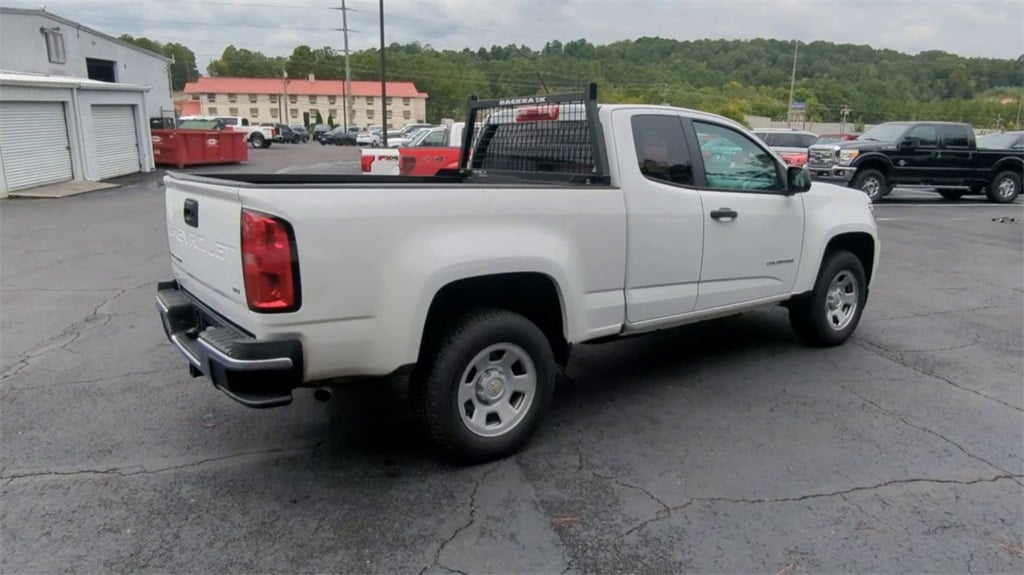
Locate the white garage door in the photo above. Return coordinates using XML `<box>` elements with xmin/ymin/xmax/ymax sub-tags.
<box><xmin>92</xmin><ymin>105</ymin><xmax>140</xmax><ymax>179</ymax></box>
<box><xmin>0</xmin><ymin>101</ymin><xmax>74</xmax><ymax>192</ymax></box>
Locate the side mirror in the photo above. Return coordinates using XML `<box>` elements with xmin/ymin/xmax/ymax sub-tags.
<box><xmin>899</xmin><ymin>136</ymin><xmax>917</xmax><ymax>150</ymax></box>
<box><xmin>787</xmin><ymin>165</ymin><xmax>812</xmax><ymax>194</ymax></box>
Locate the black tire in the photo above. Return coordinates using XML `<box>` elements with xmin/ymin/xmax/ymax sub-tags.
<box><xmin>937</xmin><ymin>188</ymin><xmax>964</xmax><ymax>201</ymax></box>
<box><xmin>250</xmin><ymin>133</ymin><xmax>265</xmax><ymax>148</ymax></box>
<box><xmin>850</xmin><ymin>169</ymin><xmax>887</xmax><ymax>203</ymax></box>
<box><xmin>788</xmin><ymin>250</ymin><xmax>868</xmax><ymax>348</ymax></box>
<box><xmin>411</xmin><ymin>308</ymin><xmax>556</xmax><ymax>464</ymax></box>
<box><xmin>986</xmin><ymin>170</ymin><xmax>1021</xmax><ymax>204</ymax></box>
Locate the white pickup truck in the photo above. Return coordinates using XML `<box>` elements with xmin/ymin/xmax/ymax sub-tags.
<box><xmin>179</xmin><ymin>115</ymin><xmax>276</xmax><ymax>148</ymax></box>
<box><xmin>157</xmin><ymin>85</ymin><xmax>879</xmax><ymax>463</ymax></box>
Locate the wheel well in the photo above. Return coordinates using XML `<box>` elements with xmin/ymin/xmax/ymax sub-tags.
<box><xmin>420</xmin><ymin>273</ymin><xmax>570</xmax><ymax>366</ymax></box>
<box><xmin>825</xmin><ymin>232</ymin><xmax>875</xmax><ymax>284</ymax></box>
<box><xmin>855</xmin><ymin>159</ymin><xmax>890</xmax><ymax>178</ymax></box>
<box><xmin>991</xmin><ymin>159</ymin><xmax>1023</xmax><ymax>177</ymax></box>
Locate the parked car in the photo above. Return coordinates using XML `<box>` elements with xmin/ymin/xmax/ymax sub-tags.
<box><xmin>289</xmin><ymin>125</ymin><xmax>310</xmax><ymax>143</ymax></box>
<box><xmin>320</xmin><ymin>126</ymin><xmax>357</xmax><ymax>146</ymax></box>
<box><xmin>156</xmin><ymin>84</ymin><xmax>880</xmax><ymax>463</ymax></box>
<box><xmin>356</xmin><ymin>131</ymin><xmax>382</xmax><ymax>146</ymax></box>
<box><xmin>752</xmin><ymin>129</ymin><xmax>819</xmax><ymax>167</ymax></box>
<box><xmin>817</xmin><ymin>133</ymin><xmax>859</xmax><ymax>144</ymax></box>
<box><xmin>263</xmin><ymin>123</ymin><xmax>301</xmax><ymax>144</ymax></box>
<box><xmin>977</xmin><ymin>130</ymin><xmax>1024</xmax><ymax>150</ymax></box>
<box><xmin>311</xmin><ymin>124</ymin><xmax>332</xmax><ymax>142</ymax></box>
<box><xmin>807</xmin><ymin>121</ymin><xmax>1023</xmax><ymax>203</ymax></box>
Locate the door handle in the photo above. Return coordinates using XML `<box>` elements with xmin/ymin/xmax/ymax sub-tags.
<box><xmin>710</xmin><ymin>208</ymin><xmax>738</xmax><ymax>221</ymax></box>
<box><xmin>183</xmin><ymin>199</ymin><xmax>199</xmax><ymax>227</ymax></box>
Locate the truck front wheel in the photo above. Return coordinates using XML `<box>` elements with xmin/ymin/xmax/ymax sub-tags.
<box><xmin>987</xmin><ymin>170</ymin><xmax>1021</xmax><ymax>204</ymax></box>
<box><xmin>850</xmin><ymin>169</ymin><xmax>887</xmax><ymax>203</ymax></box>
<box><xmin>788</xmin><ymin>250</ymin><xmax>867</xmax><ymax>348</ymax></box>
<box><xmin>411</xmin><ymin>308</ymin><xmax>556</xmax><ymax>464</ymax></box>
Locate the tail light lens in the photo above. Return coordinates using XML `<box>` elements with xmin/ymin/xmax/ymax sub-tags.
<box><xmin>241</xmin><ymin>209</ymin><xmax>300</xmax><ymax>312</ymax></box>
<box><xmin>399</xmin><ymin>155</ymin><xmax>417</xmax><ymax>175</ymax></box>
<box><xmin>361</xmin><ymin>154</ymin><xmax>374</xmax><ymax>172</ymax></box>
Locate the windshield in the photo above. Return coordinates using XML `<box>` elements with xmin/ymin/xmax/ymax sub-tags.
<box><xmin>857</xmin><ymin>123</ymin><xmax>909</xmax><ymax>142</ymax></box>
<box><xmin>977</xmin><ymin>132</ymin><xmax>1023</xmax><ymax>149</ymax></box>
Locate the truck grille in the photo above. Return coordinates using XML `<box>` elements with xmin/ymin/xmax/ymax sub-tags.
<box><xmin>808</xmin><ymin>149</ymin><xmax>836</xmax><ymax>167</ymax></box>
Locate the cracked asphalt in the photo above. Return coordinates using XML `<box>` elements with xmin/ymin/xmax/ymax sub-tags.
<box><xmin>2</xmin><ymin>144</ymin><xmax>1023</xmax><ymax>574</ymax></box>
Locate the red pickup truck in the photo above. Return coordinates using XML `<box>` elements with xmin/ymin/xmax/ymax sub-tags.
<box><xmin>398</xmin><ymin>123</ymin><xmax>467</xmax><ymax>176</ymax></box>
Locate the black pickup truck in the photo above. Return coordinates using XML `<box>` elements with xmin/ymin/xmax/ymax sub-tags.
<box><xmin>806</xmin><ymin>121</ymin><xmax>1023</xmax><ymax>203</ymax></box>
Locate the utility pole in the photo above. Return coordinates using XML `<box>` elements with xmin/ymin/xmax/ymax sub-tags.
<box><xmin>839</xmin><ymin>105</ymin><xmax>853</xmax><ymax>135</ymax></box>
<box><xmin>330</xmin><ymin>1</ymin><xmax>356</xmax><ymax>129</ymax></box>
<box><xmin>787</xmin><ymin>41</ymin><xmax>798</xmax><ymax>128</ymax></box>
<box><xmin>378</xmin><ymin>0</ymin><xmax>388</xmax><ymax>146</ymax></box>
<box><xmin>282</xmin><ymin>68</ymin><xmax>288</xmax><ymax>123</ymax></box>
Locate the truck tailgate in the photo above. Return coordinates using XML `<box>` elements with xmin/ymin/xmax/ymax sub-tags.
<box><xmin>164</xmin><ymin>175</ymin><xmax>251</xmax><ymax>329</ymax></box>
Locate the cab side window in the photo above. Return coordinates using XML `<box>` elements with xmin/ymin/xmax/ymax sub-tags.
<box><xmin>906</xmin><ymin>125</ymin><xmax>939</xmax><ymax>148</ymax></box>
<box><xmin>940</xmin><ymin>125</ymin><xmax>971</xmax><ymax>149</ymax></box>
<box><xmin>630</xmin><ymin>114</ymin><xmax>694</xmax><ymax>186</ymax></box>
<box><xmin>693</xmin><ymin>121</ymin><xmax>782</xmax><ymax>192</ymax></box>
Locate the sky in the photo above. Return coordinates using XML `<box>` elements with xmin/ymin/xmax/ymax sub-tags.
<box><xmin>5</xmin><ymin>0</ymin><xmax>1023</xmax><ymax>70</ymax></box>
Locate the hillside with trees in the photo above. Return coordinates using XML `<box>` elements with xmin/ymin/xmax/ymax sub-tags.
<box><xmin>172</xmin><ymin>36</ymin><xmax>1022</xmax><ymax>128</ymax></box>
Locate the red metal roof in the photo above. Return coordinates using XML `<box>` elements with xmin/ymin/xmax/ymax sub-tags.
<box><xmin>177</xmin><ymin>101</ymin><xmax>201</xmax><ymax>115</ymax></box>
<box><xmin>184</xmin><ymin>76</ymin><xmax>427</xmax><ymax>98</ymax></box>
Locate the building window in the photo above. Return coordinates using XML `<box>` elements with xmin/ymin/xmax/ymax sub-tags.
<box><xmin>41</xmin><ymin>28</ymin><xmax>66</xmax><ymax>64</ymax></box>
<box><xmin>367</xmin><ymin>110</ymin><xmax>375</xmax><ymax>119</ymax></box>
<box><xmin>249</xmin><ymin>94</ymin><xmax>258</xmax><ymax>103</ymax></box>
<box><xmin>290</xmin><ymin>109</ymin><xmax>298</xmax><ymax>118</ymax></box>
<box><xmin>403</xmin><ymin>97</ymin><xmax>411</xmax><ymax>106</ymax></box>
<box><xmin>328</xmin><ymin>96</ymin><xmax>336</xmax><ymax>104</ymax></box>
<box><xmin>270</xmin><ymin>95</ymin><xmax>278</xmax><ymax>103</ymax></box>
<box><xmin>329</xmin><ymin>109</ymin><xmax>338</xmax><ymax>119</ymax></box>
<box><xmin>386</xmin><ymin>110</ymin><xmax>393</xmax><ymax>119</ymax></box>
<box><xmin>403</xmin><ymin>110</ymin><xmax>411</xmax><ymax>119</ymax></box>
<box><xmin>207</xmin><ymin>94</ymin><xmax>216</xmax><ymax>102</ymax></box>
<box><xmin>250</xmin><ymin>108</ymin><xmax>259</xmax><ymax>117</ymax></box>
<box><xmin>208</xmin><ymin>107</ymin><xmax>218</xmax><ymax>114</ymax></box>
<box><xmin>365</xmin><ymin>97</ymin><xmax>373</xmax><ymax>105</ymax></box>
<box><xmin>229</xmin><ymin>107</ymin><xmax>239</xmax><ymax>116</ymax></box>
<box><xmin>228</xmin><ymin>94</ymin><xmax>237</xmax><ymax>103</ymax></box>
<box><xmin>309</xmin><ymin>95</ymin><xmax>317</xmax><ymax>104</ymax></box>
<box><xmin>385</xmin><ymin>97</ymin><xmax>392</xmax><ymax>105</ymax></box>
<box><xmin>191</xmin><ymin>94</ymin><xmax>200</xmax><ymax>101</ymax></box>
<box><xmin>289</xmin><ymin>95</ymin><xmax>298</xmax><ymax>104</ymax></box>
<box><xmin>270</xmin><ymin>109</ymin><xmax>279</xmax><ymax>118</ymax></box>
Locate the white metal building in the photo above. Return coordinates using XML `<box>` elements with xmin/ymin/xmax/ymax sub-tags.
<box><xmin>0</xmin><ymin>8</ymin><xmax>171</xmax><ymax>197</ymax></box>
<box><xmin>0</xmin><ymin>73</ymin><xmax>157</xmax><ymax>196</ymax></box>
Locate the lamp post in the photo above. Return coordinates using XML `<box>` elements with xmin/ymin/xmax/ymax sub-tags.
<box><xmin>379</xmin><ymin>0</ymin><xmax>387</xmax><ymax>147</ymax></box>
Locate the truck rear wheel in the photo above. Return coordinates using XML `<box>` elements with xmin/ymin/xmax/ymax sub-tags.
<box><xmin>986</xmin><ymin>170</ymin><xmax>1021</xmax><ymax>204</ymax></box>
<box><xmin>788</xmin><ymin>250</ymin><xmax>867</xmax><ymax>347</ymax></box>
<box><xmin>937</xmin><ymin>189</ymin><xmax>964</xmax><ymax>201</ymax></box>
<box><xmin>850</xmin><ymin>169</ymin><xmax>887</xmax><ymax>203</ymax></box>
<box><xmin>411</xmin><ymin>308</ymin><xmax>555</xmax><ymax>464</ymax></box>
<box><xmin>250</xmin><ymin>133</ymin><xmax>265</xmax><ymax>148</ymax></box>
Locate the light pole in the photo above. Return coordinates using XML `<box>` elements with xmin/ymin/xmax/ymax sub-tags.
<box><xmin>379</xmin><ymin>0</ymin><xmax>388</xmax><ymax>147</ymax></box>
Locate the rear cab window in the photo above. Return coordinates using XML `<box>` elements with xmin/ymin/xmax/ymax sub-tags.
<box><xmin>630</xmin><ymin>114</ymin><xmax>694</xmax><ymax>186</ymax></box>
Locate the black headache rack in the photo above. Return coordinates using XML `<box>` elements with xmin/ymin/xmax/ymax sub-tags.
<box><xmin>455</xmin><ymin>82</ymin><xmax>611</xmax><ymax>185</ymax></box>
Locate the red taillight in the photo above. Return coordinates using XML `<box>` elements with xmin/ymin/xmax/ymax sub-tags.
<box><xmin>361</xmin><ymin>154</ymin><xmax>374</xmax><ymax>172</ymax></box>
<box><xmin>399</xmin><ymin>154</ymin><xmax>417</xmax><ymax>175</ymax></box>
<box><xmin>516</xmin><ymin>105</ymin><xmax>559</xmax><ymax>122</ymax></box>
<box><xmin>241</xmin><ymin>209</ymin><xmax>299</xmax><ymax>312</ymax></box>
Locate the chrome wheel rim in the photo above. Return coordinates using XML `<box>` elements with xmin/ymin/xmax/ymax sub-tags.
<box><xmin>826</xmin><ymin>271</ymin><xmax>859</xmax><ymax>331</ymax></box>
<box><xmin>861</xmin><ymin>177</ymin><xmax>881</xmax><ymax>198</ymax></box>
<box><xmin>457</xmin><ymin>343</ymin><xmax>537</xmax><ymax>438</ymax></box>
<box><xmin>997</xmin><ymin>177</ymin><xmax>1016</xmax><ymax>199</ymax></box>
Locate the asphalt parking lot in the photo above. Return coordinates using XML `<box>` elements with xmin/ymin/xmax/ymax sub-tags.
<box><xmin>2</xmin><ymin>144</ymin><xmax>1022</xmax><ymax>574</ymax></box>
